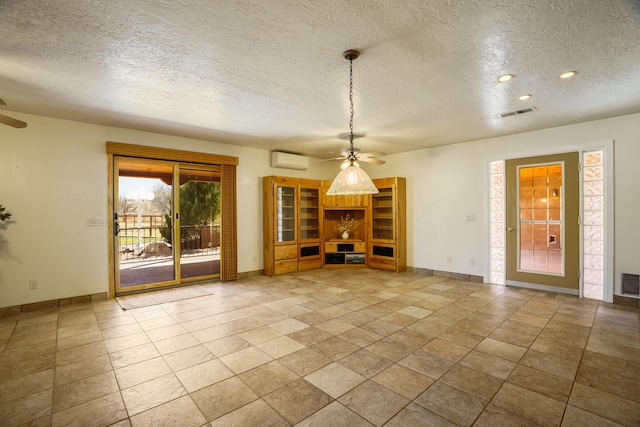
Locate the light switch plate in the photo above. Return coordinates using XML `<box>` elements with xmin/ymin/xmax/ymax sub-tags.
<box><xmin>86</xmin><ymin>217</ymin><xmax>106</xmax><ymax>226</ymax></box>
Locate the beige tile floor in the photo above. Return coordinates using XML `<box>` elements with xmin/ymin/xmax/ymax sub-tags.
<box><xmin>1</xmin><ymin>269</ymin><xmax>639</xmax><ymax>426</ymax></box>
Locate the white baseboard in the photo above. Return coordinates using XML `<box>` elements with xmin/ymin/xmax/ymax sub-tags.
<box><xmin>505</xmin><ymin>280</ymin><xmax>579</xmax><ymax>296</ymax></box>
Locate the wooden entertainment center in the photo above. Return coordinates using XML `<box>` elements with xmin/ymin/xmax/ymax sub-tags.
<box><xmin>263</xmin><ymin>176</ymin><xmax>406</xmax><ymax>276</ymax></box>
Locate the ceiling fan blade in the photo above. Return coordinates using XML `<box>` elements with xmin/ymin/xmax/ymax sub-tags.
<box><xmin>359</xmin><ymin>152</ymin><xmax>387</xmax><ymax>158</ymax></box>
<box><xmin>358</xmin><ymin>157</ymin><xmax>385</xmax><ymax>165</ymax></box>
<box><xmin>312</xmin><ymin>156</ymin><xmax>345</xmax><ymax>163</ymax></box>
<box><xmin>0</xmin><ymin>113</ymin><xmax>27</xmax><ymax>128</ymax></box>
<box><xmin>0</xmin><ymin>98</ymin><xmax>6</xmax><ymax>106</ymax></box>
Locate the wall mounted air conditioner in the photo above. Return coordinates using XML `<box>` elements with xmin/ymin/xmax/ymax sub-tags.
<box><xmin>271</xmin><ymin>151</ymin><xmax>309</xmax><ymax>171</ymax></box>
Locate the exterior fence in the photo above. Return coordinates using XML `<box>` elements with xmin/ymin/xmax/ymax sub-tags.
<box><xmin>119</xmin><ymin>224</ymin><xmax>220</xmax><ymax>263</ymax></box>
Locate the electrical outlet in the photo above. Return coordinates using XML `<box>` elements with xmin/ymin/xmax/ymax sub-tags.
<box><xmin>447</xmin><ymin>256</ymin><xmax>452</xmax><ymax>263</ymax></box>
<box><xmin>29</xmin><ymin>280</ymin><xmax>38</xmax><ymax>290</ymax></box>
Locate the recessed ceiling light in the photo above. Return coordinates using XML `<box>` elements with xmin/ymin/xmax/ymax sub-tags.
<box><xmin>560</xmin><ymin>71</ymin><xmax>577</xmax><ymax>79</ymax></box>
<box><xmin>518</xmin><ymin>94</ymin><xmax>532</xmax><ymax>100</ymax></box>
<box><xmin>498</xmin><ymin>74</ymin><xmax>514</xmax><ymax>82</ymax></box>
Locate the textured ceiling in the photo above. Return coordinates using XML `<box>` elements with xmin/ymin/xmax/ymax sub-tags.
<box><xmin>1</xmin><ymin>0</ymin><xmax>639</xmax><ymax>158</ymax></box>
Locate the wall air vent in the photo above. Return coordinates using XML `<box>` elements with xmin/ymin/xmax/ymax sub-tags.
<box><xmin>498</xmin><ymin>106</ymin><xmax>537</xmax><ymax>119</ymax></box>
<box><xmin>622</xmin><ymin>273</ymin><xmax>640</xmax><ymax>295</ymax></box>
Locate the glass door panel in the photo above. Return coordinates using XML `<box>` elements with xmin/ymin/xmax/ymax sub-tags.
<box><xmin>179</xmin><ymin>167</ymin><xmax>221</xmax><ymax>280</ymax></box>
<box><xmin>518</xmin><ymin>164</ymin><xmax>564</xmax><ymax>275</ymax></box>
<box><xmin>299</xmin><ymin>187</ymin><xmax>319</xmax><ymax>240</ymax></box>
<box><xmin>372</xmin><ymin>187</ymin><xmax>394</xmax><ymax>240</ymax></box>
<box><xmin>115</xmin><ymin>159</ymin><xmax>176</xmax><ymax>290</ymax></box>
<box><xmin>276</xmin><ymin>185</ymin><xmax>295</xmax><ymax>243</ymax></box>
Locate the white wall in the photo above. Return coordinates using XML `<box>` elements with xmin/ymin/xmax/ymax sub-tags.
<box><xmin>0</xmin><ymin>113</ymin><xmax>335</xmax><ymax>308</ymax></box>
<box><xmin>377</xmin><ymin>112</ymin><xmax>640</xmax><ymax>298</ymax></box>
<box><xmin>2</xmin><ymin>111</ymin><xmax>639</xmax><ymax>308</ymax></box>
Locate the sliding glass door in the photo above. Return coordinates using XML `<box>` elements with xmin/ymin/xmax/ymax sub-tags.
<box><xmin>114</xmin><ymin>157</ymin><xmax>221</xmax><ymax>293</ymax></box>
<box><xmin>178</xmin><ymin>168</ymin><xmax>221</xmax><ymax>280</ymax></box>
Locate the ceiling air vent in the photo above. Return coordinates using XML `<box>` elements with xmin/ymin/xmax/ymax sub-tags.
<box><xmin>498</xmin><ymin>106</ymin><xmax>537</xmax><ymax>119</ymax></box>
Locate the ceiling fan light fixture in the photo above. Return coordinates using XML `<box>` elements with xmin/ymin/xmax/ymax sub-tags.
<box><xmin>340</xmin><ymin>159</ymin><xmax>356</xmax><ymax>169</ymax></box>
<box><xmin>326</xmin><ymin>49</ymin><xmax>379</xmax><ymax>196</ymax></box>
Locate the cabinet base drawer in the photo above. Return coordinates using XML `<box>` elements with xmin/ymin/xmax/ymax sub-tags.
<box><xmin>299</xmin><ymin>258</ymin><xmax>322</xmax><ymax>271</ymax></box>
<box><xmin>275</xmin><ymin>244</ymin><xmax>297</xmax><ymax>261</ymax></box>
<box><xmin>369</xmin><ymin>257</ymin><xmax>397</xmax><ymax>271</ymax></box>
<box><xmin>274</xmin><ymin>259</ymin><xmax>298</xmax><ymax>275</ymax></box>
<box><xmin>325</xmin><ymin>241</ymin><xmax>366</xmax><ymax>253</ymax></box>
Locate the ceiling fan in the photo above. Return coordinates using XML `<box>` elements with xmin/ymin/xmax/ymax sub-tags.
<box><xmin>0</xmin><ymin>98</ymin><xmax>27</xmax><ymax>128</ymax></box>
<box><xmin>328</xmin><ymin>132</ymin><xmax>386</xmax><ymax>168</ymax></box>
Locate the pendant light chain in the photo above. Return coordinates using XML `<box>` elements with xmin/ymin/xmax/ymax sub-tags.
<box><xmin>349</xmin><ymin>57</ymin><xmax>354</xmax><ymax>154</ymax></box>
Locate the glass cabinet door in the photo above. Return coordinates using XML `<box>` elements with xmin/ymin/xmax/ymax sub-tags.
<box><xmin>299</xmin><ymin>187</ymin><xmax>319</xmax><ymax>240</ymax></box>
<box><xmin>276</xmin><ymin>185</ymin><xmax>296</xmax><ymax>243</ymax></box>
<box><xmin>372</xmin><ymin>187</ymin><xmax>394</xmax><ymax>241</ymax></box>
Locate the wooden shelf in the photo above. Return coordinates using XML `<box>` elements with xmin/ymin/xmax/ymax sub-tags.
<box><xmin>374</xmin><ymin>226</ymin><xmax>394</xmax><ymax>231</ymax></box>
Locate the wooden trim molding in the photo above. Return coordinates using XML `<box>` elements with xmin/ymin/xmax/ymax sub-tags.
<box><xmin>106</xmin><ymin>142</ymin><xmax>239</xmax><ymax>166</ymax></box>
<box><xmin>107</xmin><ymin>152</ymin><xmax>115</xmax><ymax>299</ymax></box>
<box><xmin>220</xmin><ymin>164</ymin><xmax>238</xmax><ymax>281</ymax></box>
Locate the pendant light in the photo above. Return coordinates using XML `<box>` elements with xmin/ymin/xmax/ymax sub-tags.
<box><xmin>326</xmin><ymin>50</ymin><xmax>379</xmax><ymax>195</ymax></box>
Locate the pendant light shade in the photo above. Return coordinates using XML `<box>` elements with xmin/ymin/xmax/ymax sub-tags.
<box><xmin>326</xmin><ymin>162</ymin><xmax>379</xmax><ymax>195</ymax></box>
<box><xmin>326</xmin><ymin>49</ymin><xmax>379</xmax><ymax>196</ymax></box>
